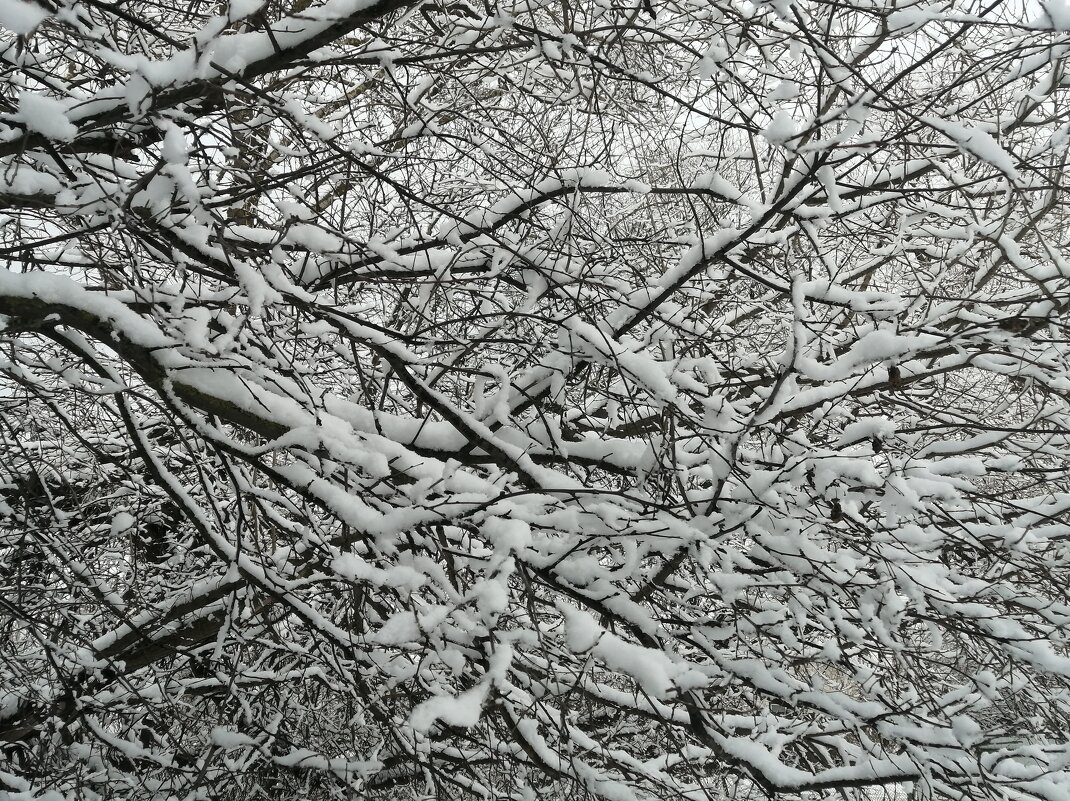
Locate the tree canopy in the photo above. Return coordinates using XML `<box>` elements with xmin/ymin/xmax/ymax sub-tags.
<box><xmin>2</xmin><ymin>0</ymin><xmax>1070</xmax><ymax>799</ymax></box>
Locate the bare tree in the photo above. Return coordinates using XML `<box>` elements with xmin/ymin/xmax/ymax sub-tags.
<box><xmin>2</xmin><ymin>1</ymin><xmax>1070</xmax><ymax>799</ymax></box>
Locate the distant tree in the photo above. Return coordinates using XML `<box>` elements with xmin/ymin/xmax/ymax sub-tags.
<box><xmin>2</xmin><ymin>1</ymin><xmax>1070</xmax><ymax>799</ymax></box>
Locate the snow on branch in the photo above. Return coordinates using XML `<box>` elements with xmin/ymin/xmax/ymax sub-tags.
<box><xmin>1</xmin><ymin>2</ymin><xmax>1070</xmax><ymax>800</ymax></box>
